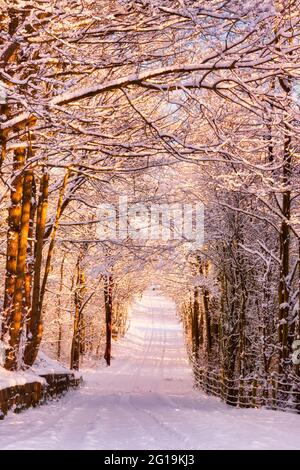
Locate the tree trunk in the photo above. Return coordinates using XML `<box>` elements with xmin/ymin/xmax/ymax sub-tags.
<box><xmin>24</xmin><ymin>169</ymin><xmax>69</xmax><ymax>366</ymax></box>
<box><xmin>297</xmin><ymin>240</ymin><xmax>300</xmax><ymax>376</ymax></box>
<box><xmin>70</xmin><ymin>255</ymin><xmax>86</xmax><ymax>370</ymax></box>
<box><xmin>203</xmin><ymin>287</ymin><xmax>212</xmax><ymax>356</ymax></box>
<box><xmin>0</xmin><ymin>103</ymin><xmax>7</xmax><ymax>173</ymax></box>
<box><xmin>1</xmin><ymin>149</ymin><xmax>25</xmax><ymax>367</ymax></box>
<box><xmin>23</xmin><ymin>171</ymin><xmax>49</xmax><ymax>365</ymax></box>
<box><xmin>104</xmin><ymin>274</ymin><xmax>113</xmax><ymax>366</ymax></box>
<box><xmin>24</xmin><ymin>174</ymin><xmax>36</xmax><ymax>319</ymax></box>
<box><xmin>5</xmin><ymin>166</ymin><xmax>33</xmax><ymax>369</ymax></box>
<box><xmin>278</xmin><ymin>130</ymin><xmax>291</xmax><ymax>374</ymax></box>
<box><xmin>192</xmin><ymin>286</ymin><xmax>200</xmax><ymax>357</ymax></box>
<box><xmin>56</xmin><ymin>253</ymin><xmax>66</xmax><ymax>361</ymax></box>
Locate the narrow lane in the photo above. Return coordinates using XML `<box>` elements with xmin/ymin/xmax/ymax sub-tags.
<box><xmin>0</xmin><ymin>288</ymin><xmax>300</xmax><ymax>450</ymax></box>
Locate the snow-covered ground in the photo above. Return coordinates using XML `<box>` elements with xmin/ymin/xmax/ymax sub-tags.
<box><xmin>0</xmin><ymin>288</ymin><xmax>300</xmax><ymax>450</ymax></box>
<box><xmin>0</xmin><ymin>351</ymin><xmax>75</xmax><ymax>391</ymax></box>
<box><xmin>0</xmin><ymin>366</ymin><xmax>46</xmax><ymax>390</ymax></box>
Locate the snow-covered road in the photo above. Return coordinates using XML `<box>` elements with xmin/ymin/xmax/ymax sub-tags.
<box><xmin>1</xmin><ymin>288</ymin><xmax>300</xmax><ymax>450</ymax></box>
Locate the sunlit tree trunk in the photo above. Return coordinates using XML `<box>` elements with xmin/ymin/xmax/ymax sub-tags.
<box><xmin>5</xmin><ymin>165</ymin><xmax>33</xmax><ymax>369</ymax></box>
<box><xmin>23</xmin><ymin>171</ymin><xmax>49</xmax><ymax>365</ymax></box>
<box><xmin>24</xmin><ymin>169</ymin><xmax>69</xmax><ymax>366</ymax></box>
<box><xmin>24</xmin><ymin>174</ymin><xmax>36</xmax><ymax>323</ymax></box>
<box><xmin>1</xmin><ymin>148</ymin><xmax>25</xmax><ymax>367</ymax></box>
<box><xmin>56</xmin><ymin>253</ymin><xmax>66</xmax><ymax>361</ymax></box>
<box><xmin>70</xmin><ymin>254</ymin><xmax>86</xmax><ymax>370</ymax></box>
<box><xmin>0</xmin><ymin>105</ymin><xmax>7</xmax><ymax>173</ymax></box>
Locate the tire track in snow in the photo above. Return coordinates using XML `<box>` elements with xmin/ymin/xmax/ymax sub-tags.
<box><xmin>2</xmin><ymin>288</ymin><xmax>300</xmax><ymax>450</ymax></box>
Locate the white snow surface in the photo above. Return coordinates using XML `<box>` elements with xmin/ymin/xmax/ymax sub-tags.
<box><xmin>0</xmin><ymin>351</ymin><xmax>73</xmax><ymax>391</ymax></box>
<box><xmin>0</xmin><ymin>367</ymin><xmax>46</xmax><ymax>390</ymax></box>
<box><xmin>0</xmin><ymin>288</ymin><xmax>300</xmax><ymax>450</ymax></box>
<box><xmin>32</xmin><ymin>351</ymin><xmax>75</xmax><ymax>376</ymax></box>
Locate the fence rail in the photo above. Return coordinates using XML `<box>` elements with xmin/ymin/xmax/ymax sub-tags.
<box><xmin>190</xmin><ymin>359</ymin><xmax>300</xmax><ymax>414</ymax></box>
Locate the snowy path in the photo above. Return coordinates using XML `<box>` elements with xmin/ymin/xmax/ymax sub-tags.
<box><xmin>1</xmin><ymin>288</ymin><xmax>300</xmax><ymax>450</ymax></box>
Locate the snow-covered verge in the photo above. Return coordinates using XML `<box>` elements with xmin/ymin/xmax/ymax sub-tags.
<box><xmin>32</xmin><ymin>352</ymin><xmax>77</xmax><ymax>377</ymax></box>
<box><xmin>0</xmin><ymin>353</ymin><xmax>81</xmax><ymax>419</ymax></box>
<box><xmin>0</xmin><ymin>352</ymin><xmax>73</xmax><ymax>391</ymax></box>
<box><xmin>0</xmin><ymin>289</ymin><xmax>300</xmax><ymax>449</ymax></box>
<box><xmin>0</xmin><ymin>367</ymin><xmax>46</xmax><ymax>391</ymax></box>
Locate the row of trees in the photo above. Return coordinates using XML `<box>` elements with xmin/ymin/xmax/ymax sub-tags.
<box><xmin>0</xmin><ymin>0</ymin><xmax>300</xmax><ymax>413</ymax></box>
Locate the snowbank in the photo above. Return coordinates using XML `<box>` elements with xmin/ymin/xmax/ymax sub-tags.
<box><xmin>0</xmin><ymin>352</ymin><xmax>82</xmax><ymax>419</ymax></box>
<box><xmin>0</xmin><ymin>352</ymin><xmax>75</xmax><ymax>391</ymax></box>
<box><xmin>0</xmin><ymin>366</ymin><xmax>45</xmax><ymax>390</ymax></box>
<box><xmin>31</xmin><ymin>352</ymin><xmax>71</xmax><ymax>376</ymax></box>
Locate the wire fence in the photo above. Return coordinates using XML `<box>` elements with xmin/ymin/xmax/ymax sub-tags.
<box><xmin>190</xmin><ymin>359</ymin><xmax>300</xmax><ymax>414</ymax></box>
